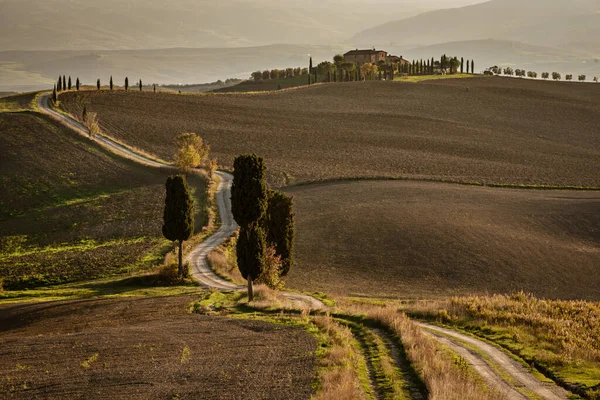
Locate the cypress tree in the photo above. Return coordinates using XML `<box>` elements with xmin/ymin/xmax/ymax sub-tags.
<box><xmin>110</xmin><ymin>76</ymin><xmax>113</xmax><ymax>90</ymax></box>
<box><xmin>76</xmin><ymin>78</ymin><xmax>80</xmax><ymax>91</ymax></box>
<box><xmin>431</xmin><ymin>57</ymin><xmax>435</xmax><ymax>74</ymax></box>
<box><xmin>461</xmin><ymin>57</ymin><xmax>464</xmax><ymax>74</ymax></box>
<box><xmin>63</xmin><ymin>75</ymin><xmax>66</xmax><ymax>90</ymax></box>
<box><xmin>232</xmin><ymin>154</ymin><xmax>268</xmax><ymax>301</ymax></box>
<box><xmin>139</xmin><ymin>79</ymin><xmax>143</xmax><ymax>91</ymax></box>
<box><xmin>466</xmin><ymin>60</ymin><xmax>470</xmax><ymax>74</ymax></box>
<box><xmin>263</xmin><ymin>190</ymin><xmax>295</xmax><ymax>277</ymax></box>
<box><xmin>97</xmin><ymin>79</ymin><xmax>100</xmax><ymax>90</ymax></box>
<box><xmin>68</xmin><ymin>76</ymin><xmax>72</xmax><ymax>90</ymax></box>
<box><xmin>308</xmin><ymin>57</ymin><xmax>313</xmax><ymax>85</ymax></box>
<box><xmin>237</xmin><ymin>225</ymin><xmax>266</xmax><ymax>300</ymax></box>
<box><xmin>471</xmin><ymin>60</ymin><xmax>475</xmax><ymax>74</ymax></box>
<box><xmin>125</xmin><ymin>77</ymin><xmax>129</xmax><ymax>91</ymax></box>
<box><xmin>57</xmin><ymin>76</ymin><xmax>62</xmax><ymax>92</ymax></box>
<box><xmin>52</xmin><ymin>84</ymin><xmax>57</xmax><ymax>103</ymax></box>
<box><xmin>154</xmin><ymin>84</ymin><xmax>156</xmax><ymax>93</ymax></box>
<box><xmin>162</xmin><ymin>175</ymin><xmax>195</xmax><ymax>277</ymax></box>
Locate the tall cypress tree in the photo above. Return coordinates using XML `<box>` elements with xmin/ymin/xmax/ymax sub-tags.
<box><xmin>139</xmin><ymin>79</ymin><xmax>143</xmax><ymax>91</ymax></box>
<box><xmin>232</xmin><ymin>154</ymin><xmax>268</xmax><ymax>301</ymax></box>
<box><xmin>162</xmin><ymin>175</ymin><xmax>195</xmax><ymax>277</ymax></box>
<box><xmin>76</xmin><ymin>77</ymin><xmax>80</xmax><ymax>91</ymax></box>
<box><xmin>461</xmin><ymin>57</ymin><xmax>464</xmax><ymax>74</ymax></box>
<box><xmin>63</xmin><ymin>75</ymin><xmax>66</xmax><ymax>90</ymax></box>
<box><xmin>97</xmin><ymin>79</ymin><xmax>100</xmax><ymax>90</ymax></box>
<box><xmin>52</xmin><ymin>84</ymin><xmax>57</xmax><ymax>103</ymax></box>
<box><xmin>68</xmin><ymin>76</ymin><xmax>72</xmax><ymax>90</ymax></box>
<box><xmin>125</xmin><ymin>77</ymin><xmax>129</xmax><ymax>91</ymax></box>
<box><xmin>471</xmin><ymin>60</ymin><xmax>475</xmax><ymax>74</ymax></box>
<box><xmin>57</xmin><ymin>76</ymin><xmax>62</xmax><ymax>92</ymax></box>
<box><xmin>309</xmin><ymin>57</ymin><xmax>313</xmax><ymax>85</ymax></box>
<box><xmin>110</xmin><ymin>76</ymin><xmax>113</xmax><ymax>90</ymax></box>
<box><xmin>466</xmin><ymin>60</ymin><xmax>470</xmax><ymax>74</ymax></box>
<box><xmin>263</xmin><ymin>190</ymin><xmax>295</xmax><ymax>277</ymax></box>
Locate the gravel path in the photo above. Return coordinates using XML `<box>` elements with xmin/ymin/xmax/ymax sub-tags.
<box><xmin>419</xmin><ymin>323</ymin><xmax>569</xmax><ymax>400</ymax></box>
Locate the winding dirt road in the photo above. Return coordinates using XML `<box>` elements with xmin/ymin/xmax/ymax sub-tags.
<box><xmin>37</xmin><ymin>91</ymin><xmax>568</xmax><ymax>397</ymax></box>
<box><xmin>37</xmin><ymin>92</ymin><xmax>323</xmax><ymax>310</ymax></box>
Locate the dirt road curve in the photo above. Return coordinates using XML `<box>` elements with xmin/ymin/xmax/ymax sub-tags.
<box><xmin>418</xmin><ymin>323</ymin><xmax>568</xmax><ymax>400</ymax></box>
<box><xmin>37</xmin><ymin>92</ymin><xmax>324</xmax><ymax>310</ymax></box>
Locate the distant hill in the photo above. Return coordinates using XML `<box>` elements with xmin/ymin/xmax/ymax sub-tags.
<box><xmin>350</xmin><ymin>0</ymin><xmax>600</xmax><ymax>54</ymax></box>
<box><xmin>0</xmin><ymin>45</ymin><xmax>347</xmax><ymax>92</ymax></box>
<box><xmin>0</xmin><ymin>0</ymin><xmax>457</xmax><ymax>51</ymax></box>
<box><xmin>400</xmin><ymin>39</ymin><xmax>600</xmax><ymax>76</ymax></box>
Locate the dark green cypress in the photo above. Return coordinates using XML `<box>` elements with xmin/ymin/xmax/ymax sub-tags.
<box><xmin>263</xmin><ymin>190</ymin><xmax>295</xmax><ymax>276</ymax></box>
<box><xmin>63</xmin><ymin>75</ymin><xmax>66</xmax><ymax>90</ymax></box>
<box><xmin>232</xmin><ymin>154</ymin><xmax>268</xmax><ymax>228</ymax></box>
<box><xmin>471</xmin><ymin>60</ymin><xmax>475</xmax><ymax>74</ymax></box>
<box><xmin>97</xmin><ymin>79</ymin><xmax>100</xmax><ymax>90</ymax></box>
<box><xmin>461</xmin><ymin>57</ymin><xmax>464</xmax><ymax>74</ymax></box>
<box><xmin>57</xmin><ymin>75</ymin><xmax>62</xmax><ymax>92</ymax></box>
<box><xmin>76</xmin><ymin>78</ymin><xmax>80</xmax><ymax>91</ymax></box>
<box><xmin>237</xmin><ymin>225</ymin><xmax>266</xmax><ymax>299</ymax></box>
<box><xmin>162</xmin><ymin>175</ymin><xmax>195</xmax><ymax>277</ymax></box>
<box><xmin>125</xmin><ymin>77</ymin><xmax>129</xmax><ymax>91</ymax></box>
<box><xmin>68</xmin><ymin>76</ymin><xmax>72</xmax><ymax>90</ymax></box>
<box><xmin>52</xmin><ymin>84</ymin><xmax>57</xmax><ymax>103</ymax></box>
<box><xmin>110</xmin><ymin>76</ymin><xmax>113</xmax><ymax>90</ymax></box>
<box><xmin>232</xmin><ymin>154</ymin><xmax>268</xmax><ymax>300</ymax></box>
<box><xmin>139</xmin><ymin>79</ymin><xmax>142</xmax><ymax>91</ymax></box>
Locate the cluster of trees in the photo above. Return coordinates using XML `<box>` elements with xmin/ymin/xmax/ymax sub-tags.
<box><xmin>307</xmin><ymin>54</ymin><xmax>476</xmax><ymax>84</ymax></box>
<box><xmin>251</xmin><ymin>67</ymin><xmax>309</xmax><ymax>81</ymax></box>
<box><xmin>232</xmin><ymin>154</ymin><xmax>294</xmax><ymax>300</ymax></box>
<box><xmin>488</xmin><ymin>66</ymin><xmax>598</xmax><ymax>83</ymax></box>
<box><xmin>53</xmin><ymin>75</ymin><xmax>80</xmax><ymax>102</ymax></box>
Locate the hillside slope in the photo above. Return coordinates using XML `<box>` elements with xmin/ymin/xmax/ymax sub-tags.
<box><xmin>285</xmin><ymin>180</ymin><xmax>600</xmax><ymax>300</ymax></box>
<box><xmin>60</xmin><ymin>77</ymin><xmax>600</xmax><ymax>188</ymax></box>
<box><xmin>0</xmin><ymin>111</ymin><xmax>206</xmax><ymax>289</ymax></box>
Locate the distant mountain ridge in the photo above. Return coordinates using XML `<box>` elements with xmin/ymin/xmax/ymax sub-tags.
<box><xmin>350</xmin><ymin>0</ymin><xmax>600</xmax><ymax>54</ymax></box>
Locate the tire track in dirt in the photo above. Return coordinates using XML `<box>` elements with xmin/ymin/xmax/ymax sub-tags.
<box><xmin>418</xmin><ymin>323</ymin><xmax>568</xmax><ymax>400</ymax></box>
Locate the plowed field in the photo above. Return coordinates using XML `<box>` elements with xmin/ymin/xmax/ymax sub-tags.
<box><xmin>60</xmin><ymin>77</ymin><xmax>600</xmax><ymax>187</ymax></box>
<box><xmin>0</xmin><ymin>295</ymin><xmax>316</xmax><ymax>399</ymax></box>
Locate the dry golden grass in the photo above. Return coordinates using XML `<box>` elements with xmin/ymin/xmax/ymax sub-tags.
<box><xmin>406</xmin><ymin>292</ymin><xmax>600</xmax><ymax>395</ymax></box>
<box><xmin>206</xmin><ymin>233</ymin><xmax>245</xmax><ymax>285</ymax></box>
<box><xmin>312</xmin><ymin>314</ymin><xmax>366</xmax><ymax>400</ymax></box>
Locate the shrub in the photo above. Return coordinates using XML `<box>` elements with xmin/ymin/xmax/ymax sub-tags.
<box><xmin>552</xmin><ymin>72</ymin><xmax>561</xmax><ymax>80</ymax></box>
<box><xmin>83</xmin><ymin>111</ymin><xmax>100</xmax><ymax>137</ymax></box>
<box><xmin>578</xmin><ymin>75</ymin><xmax>586</xmax><ymax>82</ymax></box>
<box><xmin>155</xmin><ymin>262</ymin><xmax>192</xmax><ymax>284</ymax></box>
<box><xmin>255</xmin><ymin>245</ymin><xmax>284</xmax><ymax>290</ymax></box>
<box><xmin>542</xmin><ymin>72</ymin><xmax>550</xmax><ymax>79</ymax></box>
<box><xmin>566</xmin><ymin>74</ymin><xmax>573</xmax><ymax>81</ymax></box>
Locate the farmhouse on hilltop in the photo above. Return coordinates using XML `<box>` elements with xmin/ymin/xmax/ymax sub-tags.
<box><xmin>344</xmin><ymin>49</ymin><xmax>410</xmax><ymax>67</ymax></box>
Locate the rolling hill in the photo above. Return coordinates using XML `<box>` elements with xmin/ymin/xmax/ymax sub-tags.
<box><xmin>57</xmin><ymin>77</ymin><xmax>600</xmax><ymax>300</ymax></box>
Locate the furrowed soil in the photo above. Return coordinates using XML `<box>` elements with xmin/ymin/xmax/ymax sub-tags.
<box><xmin>0</xmin><ymin>112</ymin><xmax>206</xmax><ymax>289</ymax></box>
<box><xmin>60</xmin><ymin>77</ymin><xmax>600</xmax><ymax>188</ymax></box>
<box><xmin>0</xmin><ymin>295</ymin><xmax>317</xmax><ymax>399</ymax></box>
<box><xmin>284</xmin><ymin>180</ymin><xmax>600</xmax><ymax>300</ymax></box>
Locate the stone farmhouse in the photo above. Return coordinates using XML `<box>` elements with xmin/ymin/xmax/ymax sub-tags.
<box><xmin>343</xmin><ymin>49</ymin><xmax>410</xmax><ymax>67</ymax></box>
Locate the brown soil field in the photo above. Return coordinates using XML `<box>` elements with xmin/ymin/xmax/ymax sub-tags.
<box><xmin>0</xmin><ymin>295</ymin><xmax>316</xmax><ymax>399</ymax></box>
<box><xmin>0</xmin><ymin>92</ymin><xmax>37</xmax><ymax>111</ymax></box>
<box><xmin>0</xmin><ymin>112</ymin><xmax>206</xmax><ymax>289</ymax></box>
<box><xmin>60</xmin><ymin>77</ymin><xmax>600</xmax><ymax>188</ymax></box>
<box><xmin>284</xmin><ymin>180</ymin><xmax>600</xmax><ymax>300</ymax></box>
